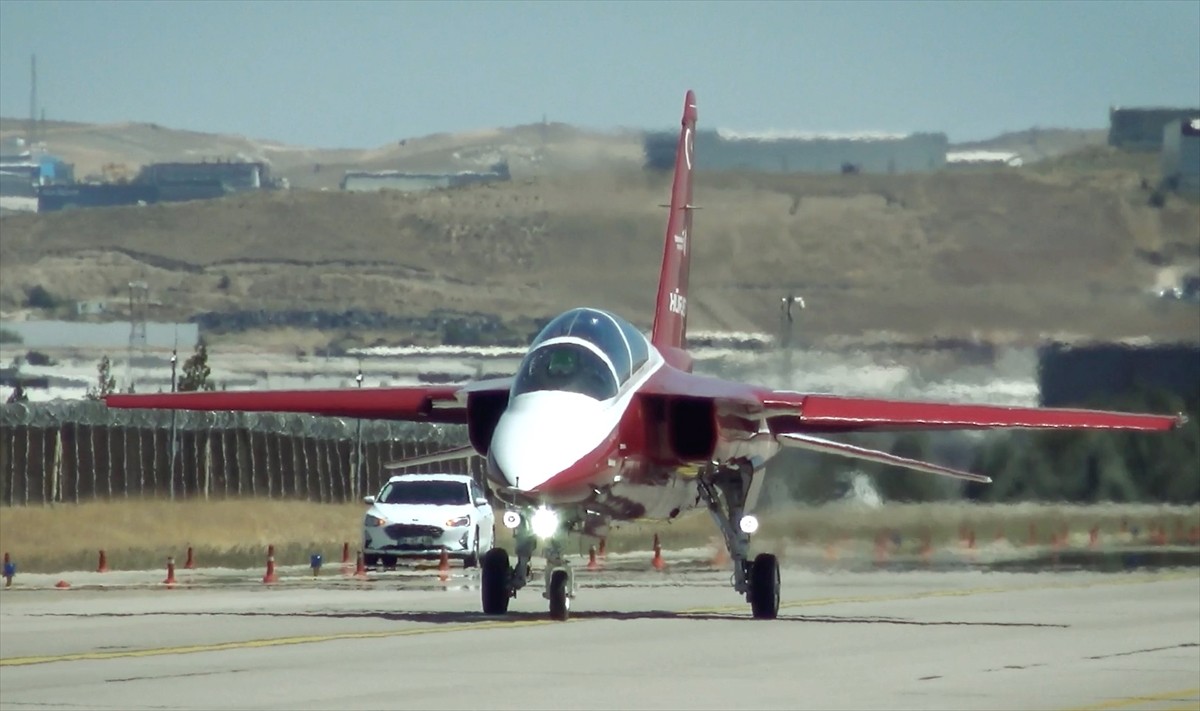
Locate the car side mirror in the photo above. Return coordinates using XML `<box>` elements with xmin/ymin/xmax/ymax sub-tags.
<box><xmin>363</xmin><ymin>495</ymin><xmax>376</xmax><ymax>505</ymax></box>
<box><xmin>475</xmin><ymin>497</ymin><xmax>488</xmax><ymax>507</ymax></box>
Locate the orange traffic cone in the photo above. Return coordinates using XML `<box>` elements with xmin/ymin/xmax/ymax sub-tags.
<box><xmin>55</xmin><ymin>579</ymin><xmax>70</xmax><ymax>589</ymax></box>
<box><xmin>598</xmin><ymin>538</ymin><xmax>607</xmax><ymax>560</ymax></box>
<box><xmin>96</xmin><ymin>550</ymin><xmax>109</xmax><ymax>573</ymax></box>
<box><xmin>873</xmin><ymin>531</ymin><xmax>889</xmax><ymax>566</ymax></box>
<box><xmin>2</xmin><ymin>552</ymin><xmax>12</xmax><ymax>588</ymax></box>
<box><xmin>652</xmin><ymin>533</ymin><xmax>665</xmax><ymax>571</ymax></box>
<box><xmin>587</xmin><ymin>545</ymin><xmax>600</xmax><ymax>571</ymax></box>
<box><xmin>1089</xmin><ymin>526</ymin><xmax>1099</xmax><ymax>549</ymax></box>
<box><xmin>438</xmin><ymin>549</ymin><xmax>450</xmax><ymax>582</ymax></box>
<box><xmin>262</xmin><ymin>548</ymin><xmax>279</xmax><ymax>584</ymax></box>
<box><xmin>710</xmin><ymin>536</ymin><xmax>730</xmax><ymax>568</ymax></box>
<box><xmin>353</xmin><ymin>550</ymin><xmax>367</xmax><ymax>579</ymax></box>
<box><xmin>340</xmin><ymin>542</ymin><xmax>351</xmax><ymax>574</ymax></box>
<box><xmin>184</xmin><ymin>546</ymin><xmax>195</xmax><ymax>570</ymax></box>
<box><xmin>919</xmin><ymin>531</ymin><xmax>932</xmax><ymax>566</ymax></box>
<box><xmin>163</xmin><ymin>556</ymin><xmax>177</xmax><ymax>586</ymax></box>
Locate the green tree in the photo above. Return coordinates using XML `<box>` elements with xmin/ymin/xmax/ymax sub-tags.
<box><xmin>85</xmin><ymin>355</ymin><xmax>117</xmax><ymax>400</ymax></box>
<box><xmin>177</xmin><ymin>341</ymin><xmax>215</xmax><ymax>392</ymax></box>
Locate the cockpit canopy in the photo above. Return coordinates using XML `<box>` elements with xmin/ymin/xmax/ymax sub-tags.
<box><xmin>511</xmin><ymin>308</ymin><xmax>651</xmax><ymax>401</ymax></box>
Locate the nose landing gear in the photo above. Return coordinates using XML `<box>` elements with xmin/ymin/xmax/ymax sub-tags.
<box><xmin>479</xmin><ymin>508</ymin><xmax>576</xmax><ymax>621</ymax></box>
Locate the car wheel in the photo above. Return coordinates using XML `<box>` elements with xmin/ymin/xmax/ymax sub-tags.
<box><xmin>363</xmin><ymin>553</ymin><xmax>380</xmax><ymax>568</ymax></box>
<box><xmin>464</xmin><ymin>528</ymin><xmax>480</xmax><ymax>568</ymax></box>
<box><xmin>381</xmin><ymin>555</ymin><xmax>397</xmax><ymax>570</ymax></box>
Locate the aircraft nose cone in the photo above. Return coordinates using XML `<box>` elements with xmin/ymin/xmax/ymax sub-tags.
<box><xmin>488</xmin><ymin>391</ymin><xmax>610</xmax><ymax>491</ymax></box>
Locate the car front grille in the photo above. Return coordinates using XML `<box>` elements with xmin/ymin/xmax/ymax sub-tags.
<box><xmin>384</xmin><ymin>523</ymin><xmax>443</xmax><ymax>539</ymax></box>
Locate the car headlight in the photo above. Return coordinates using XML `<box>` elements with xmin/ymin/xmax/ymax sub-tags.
<box><xmin>365</xmin><ymin>514</ymin><xmax>386</xmax><ymax>527</ymax></box>
<box><xmin>445</xmin><ymin>515</ymin><xmax>470</xmax><ymax>528</ymax></box>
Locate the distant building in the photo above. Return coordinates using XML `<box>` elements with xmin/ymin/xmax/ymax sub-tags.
<box><xmin>37</xmin><ymin>159</ymin><xmax>278</xmax><ymax>212</ymax></box>
<box><xmin>1161</xmin><ymin>118</ymin><xmax>1200</xmax><ymax>196</ymax></box>
<box><xmin>340</xmin><ymin>163</ymin><xmax>510</xmax><ymax>192</ymax></box>
<box><xmin>644</xmin><ymin>129</ymin><xmax>948</xmax><ymax>174</ymax></box>
<box><xmin>1108</xmin><ymin>107</ymin><xmax>1200</xmax><ymax>151</ymax></box>
<box><xmin>0</xmin><ymin>139</ymin><xmax>74</xmax><ymax>212</ymax></box>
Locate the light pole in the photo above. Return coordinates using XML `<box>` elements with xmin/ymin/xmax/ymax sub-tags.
<box><xmin>354</xmin><ymin>364</ymin><xmax>364</xmax><ymax>499</ymax></box>
<box><xmin>779</xmin><ymin>293</ymin><xmax>805</xmax><ymax>387</ymax></box>
<box><xmin>169</xmin><ymin>348</ymin><xmax>178</xmax><ymax>500</ymax></box>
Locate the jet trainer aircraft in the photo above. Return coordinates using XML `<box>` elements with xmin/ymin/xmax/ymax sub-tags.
<box><xmin>107</xmin><ymin>91</ymin><xmax>1184</xmax><ymax>621</ymax></box>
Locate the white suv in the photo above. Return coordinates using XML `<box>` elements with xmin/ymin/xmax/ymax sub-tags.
<box><xmin>362</xmin><ymin>473</ymin><xmax>495</xmax><ymax>569</ymax></box>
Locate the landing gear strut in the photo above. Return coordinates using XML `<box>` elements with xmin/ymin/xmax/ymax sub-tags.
<box><xmin>698</xmin><ymin>461</ymin><xmax>779</xmax><ymax>619</ymax></box>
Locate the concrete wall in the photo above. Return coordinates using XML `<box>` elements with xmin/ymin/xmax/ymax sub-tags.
<box><xmin>1038</xmin><ymin>342</ymin><xmax>1200</xmax><ymax>409</ymax></box>
<box><xmin>1162</xmin><ymin>119</ymin><xmax>1200</xmax><ymax>196</ymax></box>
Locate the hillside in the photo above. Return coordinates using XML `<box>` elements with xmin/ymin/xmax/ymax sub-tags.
<box><xmin>2</xmin><ymin>154</ymin><xmax>1197</xmax><ymax>353</ymax></box>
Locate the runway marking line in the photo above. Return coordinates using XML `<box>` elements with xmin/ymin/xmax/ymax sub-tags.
<box><xmin>1059</xmin><ymin>687</ymin><xmax>1200</xmax><ymax>711</ymax></box>
<box><xmin>678</xmin><ymin>571</ymin><xmax>1197</xmax><ymax>616</ymax></box>
<box><xmin>0</xmin><ymin>571</ymin><xmax>1193</xmax><ymax>668</ymax></box>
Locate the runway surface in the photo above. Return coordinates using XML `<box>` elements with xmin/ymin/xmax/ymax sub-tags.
<box><xmin>1</xmin><ymin>556</ymin><xmax>1198</xmax><ymax>711</ymax></box>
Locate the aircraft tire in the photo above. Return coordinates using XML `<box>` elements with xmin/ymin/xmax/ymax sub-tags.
<box><xmin>548</xmin><ymin>569</ymin><xmax>570</xmax><ymax>621</ymax></box>
<box><xmin>749</xmin><ymin>552</ymin><xmax>780</xmax><ymax>619</ymax></box>
<box><xmin>481</xmin><ymin>547</ymin><xmax>511</xmax><ymax>615</ymax></box>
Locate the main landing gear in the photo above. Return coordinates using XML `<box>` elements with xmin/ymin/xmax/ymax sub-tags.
<box><xmin>698</xmin><ymin>461</ymin><xmax>780</xmax><ymax>619</ymax></box>
<box><xmin>480</xmin><ymin>513</ymin><xmax>576</xmax><ymax>621</ymax></box>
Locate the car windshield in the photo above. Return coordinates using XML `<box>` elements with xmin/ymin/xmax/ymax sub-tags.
<box><xmin>377</xmin><ymin>480</ymin><xmax>469</xmax><ymax>506</ymax></box>
<box><xmin>511</xmin><ymin>342</ymin><xmax>619</xmax><ymax>401</ymax></box>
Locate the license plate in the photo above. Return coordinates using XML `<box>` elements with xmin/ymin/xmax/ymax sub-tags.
<box><xmin>403</xmin><ymin>536</ymin><xmax>435</xmax><ymax>547</ymax></box>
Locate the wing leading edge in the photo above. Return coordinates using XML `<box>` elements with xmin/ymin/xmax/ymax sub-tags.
<box><xmin>106</xmin><ymin>386</ymin><xmax>470</xmax><ymax>424</ymax></box>
<box><xmin>759</xmin><ymin>392</ymin><xmax>1185</xmax><ymax>433</ymax></box>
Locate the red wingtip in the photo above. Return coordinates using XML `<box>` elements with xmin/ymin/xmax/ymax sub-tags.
<box><xmin>683</xmin><ymin>90</ymin><xmax>697</xmax><ymax>124</ymax></box>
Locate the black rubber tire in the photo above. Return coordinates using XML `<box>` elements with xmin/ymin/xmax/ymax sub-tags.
<box><xmin>363</xmin><ymin>553</ymin><xmax>380</xmax><ymax>568</ymax></box>
<box><xmin>749</xmin><ymin>552</ymin><xmax>780</xmax><ymax>620</ymax></box>
<box><xmin>464</xmin><ymin>529</ymin><xmax>480</xmax><ymax>568</ymax></box>
<box><xmin>481</xmin><ymin>547</ymin><xmax>511</xmax><ymax>615</ymax></box>
<box><xmin>548</xmin><ymin>569</ymin><xmax>570</xmax><ymax>621</ymax></box>
<box><xmin>381</xmin><ymin>555</ymin><xmax>397</xmax><ymax>570</ymax></box>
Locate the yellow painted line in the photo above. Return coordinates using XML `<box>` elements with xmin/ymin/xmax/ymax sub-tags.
<box><xmin>1060</xmin><ymin>687</ymin><xmax>1200</xmax><ymax>711</ymax></box>
<box><xmin>2</xmin><ymin>571</ymin><xmax>1194</xmax><ymax>667</ymax></box>
<box><xmin>0</xmin><ymin>618</ymin><xmax>554</xmax><ymax>667</ymax></box>
<box><xmin>680</xmin><ymin>571</ymin><xmax>1196</xmax><ymax>616</ymax></box>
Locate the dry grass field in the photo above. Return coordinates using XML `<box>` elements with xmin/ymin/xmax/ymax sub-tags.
<box><xmin>0</xmin><ymin>498</ymin><xmax>1195</xmax><ymax>573</ymax></box>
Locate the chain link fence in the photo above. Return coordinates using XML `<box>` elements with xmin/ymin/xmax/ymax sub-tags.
<box><xmin>0</xmin><ymin>402</ymin><xmax>480</xmax><ymax>506</ymax></box>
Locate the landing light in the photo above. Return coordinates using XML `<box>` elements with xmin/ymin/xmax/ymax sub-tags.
<box><xmin>739</xmin><ymin>515</ymin><xmax>759</xmax><ymax>534</ymax></box>
<box><xmin>502</xmin><ymin>510</ymin><xmax>521</xmax><ymax>529</ymax></box>
<box><xmin>530</xmin><ymin>506</ymin><xmax>560</xmax><ymax>539</ymax></box>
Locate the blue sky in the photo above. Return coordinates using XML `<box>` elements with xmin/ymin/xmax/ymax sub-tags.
<box><xmin>1</xmin><ymin>1</ymin><xmax>1197</xmax><ymax>148</ymax></box>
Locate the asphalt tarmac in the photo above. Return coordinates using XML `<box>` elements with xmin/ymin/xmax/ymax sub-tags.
<box><xmin>1</xmin><ymin>553</ymin><xmax>1197</xmax><ymax>711</ymax></box>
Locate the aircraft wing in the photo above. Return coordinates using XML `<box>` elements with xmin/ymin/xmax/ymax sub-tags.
<box><xmin>642</xmin><ymin>369</ymin><xmax>1183</xmax><ymax>480</ymax></box>
<box><xmin>758</xmin><ymin>392</ymin><xmax>1186</xmax><ymax>433</ymax></box>
<box><xmin>105</xmin><ymin>384</ymin><xmax>479</xmax><ymax>424</ymax></box>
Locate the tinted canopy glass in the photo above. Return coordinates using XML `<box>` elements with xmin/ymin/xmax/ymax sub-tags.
<box><xmin>531</xmin><ymin>308</ymin><xmax>649</xmax><ymax>382</ymax></box>
<box><xmin>512</xmin><ymin>342</ymin><xmax>619</xmax><ymax>401</ymax></box>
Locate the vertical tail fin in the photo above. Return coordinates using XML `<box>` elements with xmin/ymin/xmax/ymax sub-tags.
<box><xmin>650</xmin><ymin>90</ymin><xmax>698</xmax><ymax>354</ymax></box>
